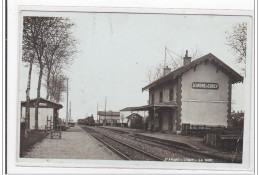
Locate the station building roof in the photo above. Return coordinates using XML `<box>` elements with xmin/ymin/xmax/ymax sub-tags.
<box><xmin>120</xmin><ymin>101</ymin><xmax>177</xmax><ymax>112</ymax></box>
<box><xmin>142</xmin><ymin>53</ymin><xmax>243</xmax><ymax>91</ymax></box>
<box><xmin>97</xmin><ymin>111</ymin><xmax>120</xmax><ymax>116</ymax></box>
<box><xmin>21</xmin><ymin>97</ymin><xmax>63</xmax><ymax>109</ymax></box>
<box><xmin>126</xmin><ymin>113</ymin><xmax>143</xmax><ymax>119</ymax></box>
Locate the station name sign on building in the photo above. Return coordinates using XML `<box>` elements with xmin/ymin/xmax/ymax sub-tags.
<box><xmin>192</xmin><ymin>82</ymin><xmax>219</xmax><ymax>90</ymax></box>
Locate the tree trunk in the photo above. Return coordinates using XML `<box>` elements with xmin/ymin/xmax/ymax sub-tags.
<box><xmin>46</xmin><ymin>69</ymin><xmax>51</xmax><ymax>100</ymax></box>
<box><xmin>25</xmin><ymin>61</ymin><xmax>33</xmax><ymax>137</ymax></box>
<box><xmin>35</xmin><ymin>64</ymin><xmax>43</xmax><ymax>130</ymax></box>
<box><xmin>49</xmin><ymin>72</ymin><xmax>55</xmax><ymax>102</ymax></box>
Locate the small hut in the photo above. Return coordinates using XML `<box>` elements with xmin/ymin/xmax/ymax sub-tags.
<box><xmin>21</xmin><ymin>97</ymin><xmax>63</xmax><ymax>130</ymax></box>
<box><xmin>126</xmin><ymin>113</ymin><xmax>143</xmax><ymax>129</ymax></box>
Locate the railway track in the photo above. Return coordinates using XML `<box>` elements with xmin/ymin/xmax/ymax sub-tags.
<box><xmin>96</xmin><ymin>127</ymin><xmax>242</xmax><ymax>163</ymax></box>
<box><xmin>82</xmin><ymin>126</ymin><xmax>164</xmax><ymax>161</ymax></box>
<box><xmin>132</xmin><ymin>134</ymin><xmax>240</xmax><ymax>163</ymax></box>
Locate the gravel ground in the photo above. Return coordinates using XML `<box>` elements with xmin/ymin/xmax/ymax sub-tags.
<box><xmin>99</xmin><ymin>126</ymin><xmax>242</xmax><ymax>162</ymax></box>
<box><xmin>23</xmin><ymin>125</ymin><xmax>121</xmax><ymax>160</ymax></box>
<box><xmin>139</xmin><ymin>132</ymin><xmax>242</xmax><ymax>161</ymax></box>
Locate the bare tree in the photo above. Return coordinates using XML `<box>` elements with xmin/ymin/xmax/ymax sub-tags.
<box><xmin>22</xmin><ymin>17</ymin><xmax>52</xmax><ymax>131</ymax></box>
<box><xmin>146</xmin><ymin>47</ymin><xmax>202</xmax><ymax>83</ymax></box>
<box><xmin>145</xmin><ymin>62</ymin><xmax>164</xmax><ymax>83</ymax></box>
<box><xmin>43</xmin><ymin>18</ymin><xmax>77</xmax><ymax>100</ymax></box>
<box><xmin>225</xmin><ymin>22</ymin><xmax>247</xmax><ymax>76</ymax></box>
<box><xmin>22</xmin><ymin>23</ymin><xmax>38</xmax><ymax>136</ymax></box>
<box><xmin>48</xmin><ymin>71</ymin><xmax>67</xmax><ymax>103</ymax></box>
<box><xmin>23</xmin><ymin>17</ymin><xmax>76</xmax><ymax>130</ymax></box>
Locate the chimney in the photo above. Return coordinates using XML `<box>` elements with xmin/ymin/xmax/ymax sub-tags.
<box><xmin>163</xmin><ymin>66</ymin><xmax>171</xmax><ymax>76</ymax></box>
<box><xmin>183</xmin><ymin>50</ymin><xmax>191</xmax><ymax>66</ymax></box>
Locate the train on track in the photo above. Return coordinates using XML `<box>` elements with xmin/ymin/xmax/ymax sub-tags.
<box><xmin>77</xmin><ymin>116</ymin><xmax>95</xmax><ymax>126</ymax></box>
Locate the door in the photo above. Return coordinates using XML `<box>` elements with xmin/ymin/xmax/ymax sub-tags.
<box><xmin>159</xmin><ymin>113</ymin><xmax>162</xmax><ymax>131</ymax></box>
<box><xmin>172</xmin><ymin>110</ymin><xmax>177</xmax><ymax>133</ymax></box>
<box><xmin>168</xmin><ymin>110</ymin><xmax>173</xmax><ymax>131</ymax></box>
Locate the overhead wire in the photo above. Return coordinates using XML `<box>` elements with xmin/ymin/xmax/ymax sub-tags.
<box><xmin>166</xmin><ymin>48</ymin><xmax>182</xmax><ymax>58</ymax></box>
<box><xmin>165</xmin><ymin>48</ymin><xmax>181</xmax><ymax>68</ymax></box>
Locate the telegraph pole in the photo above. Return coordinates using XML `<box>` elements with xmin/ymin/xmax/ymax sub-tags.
<box><xmin>97</xmin><ymin>103</ymin><xmax>99</xmax><ymax>125</ymax></box>
<box><xmin>104</xmin><ymin>97</ymin><xmax>107</xmax><ymax>126</ymax></box>
<box><xmin>69</xmin><ymin>101</ymin><xmax>71</xmax><ymax>122</ymax></box>
<box><xmin>66</xmin><ymin>78</ymin><xmax>69</xmax><ymax>127</ymax></box>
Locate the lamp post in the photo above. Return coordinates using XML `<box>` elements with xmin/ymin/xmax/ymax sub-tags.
<box><xmin>104</xmin><ymin>97</ymin><xmax>107</xmax><ymax>126</ymax></box>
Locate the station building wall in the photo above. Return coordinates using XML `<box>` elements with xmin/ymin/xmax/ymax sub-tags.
<box><xmin>99</xmin><ymin>116</ymin><xmax>120</xmax><ymax>124</ymax></box>
<box><xmin>181</xmin><ymin>62</ymin><xmax>229</xmax><ymax>126</ymax></box>
<box><xmin>149</xmin><ymin>82</ymin><xmax>177</xmax><ymax>104</ymax></box>
<box><xmin>21</xmin><ymin>107</ymin><xmax>54</xmax><ymax>130</ymax></box>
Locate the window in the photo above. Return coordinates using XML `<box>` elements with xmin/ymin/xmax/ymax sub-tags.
<box><xmin>151</xmin><ymin>94</ymin><xmax>154</xmax><ymax>104</ymax></box>
<box><xmin>159</xmin><ymin>91</ymin><xmax>163</xmax><ymax>103</ymax></box>
<box><xmin>169</xmin><ymin>88</ymin><xmax>173</xmax><ymax>101</ymax></box>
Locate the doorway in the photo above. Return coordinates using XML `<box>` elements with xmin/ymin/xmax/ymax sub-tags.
<box><xmin>168</xmin><ymin>110</ymin><xmax>173</xmax><ymax>131</ymax></box>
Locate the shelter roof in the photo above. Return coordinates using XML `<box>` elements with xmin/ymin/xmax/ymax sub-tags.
<box><xmin>142</xmin><ymin>53</ymin><xmax>243</xmax><ymax>91</ymax></box>
<box><xmin>126</xmin><ymin>113</ymin><xmax>143</xmax><ymax>119</ymax></box>
<box><xmin>21</xmin><ymin>97</ymin><xmax>63</xmax><ymax>109</ymax></box>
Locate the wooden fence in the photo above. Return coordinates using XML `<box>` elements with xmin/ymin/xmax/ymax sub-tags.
<box><xmin>182</xmin><ymin>123</ymin><xmax>225</xmax><ymax>137</ymax></box>
<box><xmin>182</xmin><ymin>123</ymin><xmax>243</xmax><ymax>150</ymax></box>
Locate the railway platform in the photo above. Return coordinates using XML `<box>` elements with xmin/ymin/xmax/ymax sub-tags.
<box><xmin>100</xmin><ymin>126</ymin><xmax>144</xmax><ymax>135</ymax></box>
<box><xmin>138</xmin><ymin>132</ymin><xmax>211</xmax><ymax>151</ymax></box>
<box><xmin>22</xmin><ymin>125</ymin><xmax>121</xmax><ymax>160</ymax></box>
<box><xmin>102</xmin><ymin>126</ymin><xmax>206</xmax><ymax>150</ymax></box>
<box><xmin>102</xmin><ymin>126</ymin><xmax>242</xmax><ymax>162</ymax></box>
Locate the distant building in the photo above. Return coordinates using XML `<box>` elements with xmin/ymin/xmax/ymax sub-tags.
<box><xmin>126</xmin><ymin>113</ymin><xmax>143</xmax><ymax>129</ymax></box>
<box><xmin>119</xmin><ymin>110</ymin><xmax>147</xmax><ymax>127</ymax></box>
<box><xmin>121</xmin><ymin>52</ymin><xmax>243</xmax><ymax>133</ymax></box>
<box><xmin>97</xmin><ymin>111</ymin><xmax>120</xmax><ymax>126</ymax></box>
<box><xmin>21</xmin><ymin>97</ymin><xmax>63</xmax><ymax>130</ymax></box>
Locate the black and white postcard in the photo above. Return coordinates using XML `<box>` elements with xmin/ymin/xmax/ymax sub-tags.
<box><xmin>7</xmin><ymin>5</ymin><xmax>254</xmax><ymax>174</ymax></box>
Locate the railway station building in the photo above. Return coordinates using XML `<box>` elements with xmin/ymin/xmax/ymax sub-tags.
<box><xmin>121</xmin><ymin>52</ymin><xmax>243</xmax><ymax>134</ymax></box>
<box><xmin>21</xmin><ymin>97</ymin><xmax>63</xmax><ymax>130</ymax></box>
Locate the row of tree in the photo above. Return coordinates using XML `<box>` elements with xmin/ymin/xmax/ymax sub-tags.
<box><xmin>22</xmin><ymin>17</ymin><xmax>77</xmax><ymax>132</ymax></box>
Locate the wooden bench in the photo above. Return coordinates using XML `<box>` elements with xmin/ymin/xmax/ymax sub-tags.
<box><xmin>51</xmin><ymin>125</ymin><xmax>62</xmax><ymax>139</ymax></box>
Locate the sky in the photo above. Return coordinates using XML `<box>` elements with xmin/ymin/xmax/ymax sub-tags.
<box><xmin>19</xmin><ymin>12</ymin><xmax>252</xmax><ymax>121</ymax></box>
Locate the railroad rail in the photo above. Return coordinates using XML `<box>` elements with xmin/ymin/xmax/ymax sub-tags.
<box><xmin>82</xmin><ymin>126</ymin><xmax>164</xmax><ymax>161</ymax></box>
<box><xmin>132</xmin><ymin>134</ymin><xmax>241</xmax><ymax>163</ymax></box>
<box><xmin>96</xmin><ymin>126</ymin><xmax>242</xmax><ymax>163</ymax></box>
<box><xmin>99</xmin><ymin>126</ymin><xmax>129</xmax><ymax>135</ymax></box>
